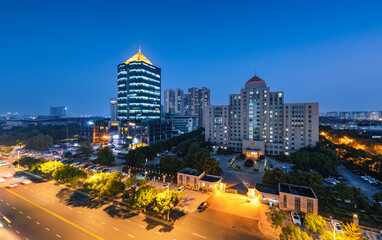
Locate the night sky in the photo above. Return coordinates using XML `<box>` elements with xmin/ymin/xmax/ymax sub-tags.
<box><xmin>1</xmin><ymin>0</ymin><xmax>382</xmax><ymax>116</ymax></box>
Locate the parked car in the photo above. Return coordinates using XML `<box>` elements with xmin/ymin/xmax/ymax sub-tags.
<box><xmin>162</xmin><ymin>183</ymin><xmax>171</xmax><ymax>188</ymax></box>
<box><xmin>197</xmin><ymin>201</ymin><xmax>209</xmax><ymax>212</ymax></box>
<box><xmin>291</xmin><ymin>211</ymin><xmax>301</xmax><ymax>225</ymax></box>
<box><xmin>178</xmin><ymin>186</ymin><xmax>185</xmax><ymax>192</ymax></box>
<box><xmin>8</xmin><ymin>182</ymin><xmax>17</xmax><ymax>188</ymax></box>
<box><xmin>0</xmin><ymin>177</ymin><xmax>4</xmax><ymax>183</ymax></box>
<box><xmin>3</xmin><ymin>173</ymin><xmax>13</xmax><ymax>179</ymax></box>
<box><xmin>331</xmin><ymin>219</ymin><xmax>344</xmax><ymax>235</ymax></box>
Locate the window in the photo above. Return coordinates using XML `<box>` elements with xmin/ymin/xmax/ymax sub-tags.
<box><xmin>307</xmin><ymin>199</ymin><xmax>313</xmax><ymax>213</ymax></box>
<box><xmin>295</xmin><ymin>197</ymin><xmax>301</xmax><ymax>211</ymax></box>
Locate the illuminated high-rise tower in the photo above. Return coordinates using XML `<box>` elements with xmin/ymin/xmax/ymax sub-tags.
<box><xmin>117</xmin><ymin>49</ymin><xmax>161</xmax><ymax>121</ymax></box>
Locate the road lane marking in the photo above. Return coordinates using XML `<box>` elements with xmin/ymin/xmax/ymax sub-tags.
<box><xmin>139</xmin><ymin>225</ymin><xmax>145</xmax><ymax>228</ymax></box>
<box><xmin>19</xmin><ymin>211</ymin><xmax>23</xmax><ymax>214</ymax></box>
<box><xmin>192</xmin><ymin>233</ymin><xmax>207</xmax><ymax>239</ymax></box>
<box><xmin>100</xmin><ymin>222</ymin><xmax>105</xmax><ymax>225</ymax></box>
<box><xmin>68</xmin><ymin>207</ymin><xmax>72</xmax><ymax>210</ymax></box>
<box><xmin>36</xmin><ymin>221</ymin><xmax>40</xmax><ymax>225</ymax></box>
<box><xmin>78</xmin><ymin>211</ymin><xmax>82</xmax><ymax>214</ymax></box>
<box><xmin>12</xmin><ymin>207</ymin><xmax>16</xmax><ymax>209</ymax></box>
<box><xmin>156</xmin><ymin>232</ymin><xmax>162</xmax><ymax>235</ymax></box>
<box><xmin>56</xmin><ymin>234</ymin><xmax>61</xmax><ymax>238</ymax></box>
<box><xmin>124</xmin><ymin>219</ymin><xmax>131</xmax><ymax>222</ymax></box>
<box><xmin>113</xmin><ymin>227</ymin><xmax>119</xmax><ymax>231</ymax></box>
<box><xmin>88</xmin><ymin>216</ymin><xmax>93</xmax><ymax>219</ymax></box>
<box><xmin>0</xmin><ymin>199</ymin><xmax>3</xmax><ymax>201</ymax></box>
<box><xmin>45</xmin><ymin>227</ymin><xmax>50</xmax><ymax>231</ymax></box>
<box><xmin>1</xmin><ymin>187</ymin><xmax>105</xmax><ymax>240</ymax></box>
<box><xmin>16</xmin><ymin>230</ymin><xmax>20</xmax><ymax>234</ymax></box>
<box><xmin>128</xmin><ymin>234</ymin><xmax>135</xmax><ymax>238</ymax></box>
<box><xmin>6</xmin><ymin>203</ymin><xmax>9</xmax><ymax>205</ymax></box>
<box><xmin>27</xmin><ymin>216</ymin><xmax>31</xmax><ymax>219</ymax></box>
<box><xmin>3</xmin><ymin>216</ymin><xmax>11</xmax><ymax>223</ymax></box>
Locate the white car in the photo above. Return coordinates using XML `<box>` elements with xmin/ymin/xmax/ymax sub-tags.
<box><xmin>331</xmin><ymin>219</ymin><xmax>344</xmax><ymax>235</ymax></box>
<box><xmin>291</xmin><ymin>211</ymin><xmax>301</xmax><ymax>225</ymax></box>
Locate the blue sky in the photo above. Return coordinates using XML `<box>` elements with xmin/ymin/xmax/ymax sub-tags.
<box><xmin>1</xmin><ymin>0</ymin><xmax>381</xmax><ymax>116</ymax></box>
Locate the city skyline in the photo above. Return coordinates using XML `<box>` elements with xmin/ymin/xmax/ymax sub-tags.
<box><xmin>1</xmin><ymin>1</ymin><xmax>382</xmax><ymax>116</ymax></box>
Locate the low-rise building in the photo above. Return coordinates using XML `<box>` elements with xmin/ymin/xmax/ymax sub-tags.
<box><xmin>177</xmin><ymin>168</ymin><xmax>224</xmax><ymax>191</ymax></box>
<box><xmin>252</xmin><ymin>183</ymin><xmax>318</xmax><ymax>214</ymax></box>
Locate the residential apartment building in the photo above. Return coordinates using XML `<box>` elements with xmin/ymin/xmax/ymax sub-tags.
<box><xmin>204</xmin><ymin>74</ymin><xmax>319</xmax><ymax>156</ymax></box>
<box><xmin>188</xmin><ymin>87</ymin><xmax>210</xmax><ymax>128</ymax></box>
<box><xmin>117</xmin><ymin>49</ymin><xmax>161</xmax><ymax>121</ymax></box>
<box><xmin>204</xmin><ymin>105</ymin><xmax>230</xmax><ymax>146</ymax></box>
<box><xmin>164</xmin><ymin>88</ymin><xmax>185</xmax><ymax>115</ymax></box>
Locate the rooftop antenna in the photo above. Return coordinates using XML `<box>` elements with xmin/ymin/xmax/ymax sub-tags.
<box><xmin>139</xmin><ymin>45</ymin><xmax>141</xmax><ymax>53</ymax></box>
<box><xmin>255</xmin><ymin>68</ymin><xmax>257</xmax><ymax>76</ymax></box>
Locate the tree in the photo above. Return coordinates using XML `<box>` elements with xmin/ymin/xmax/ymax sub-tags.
<box><xmin>95</xmin><ymin>147</ymin><xmax>115</xmax><ymax>166</ymax></box>
<box><xmin>124</xmin><ymin>176</ymin><xmax>138</xmax><ymax>188</ymax></box>
<box><xmin>132</xmin><ymin>185</ymin><xmax>158</xmax><ymax>212</ymax></box>
<box><xmin>25</xmin><ymin>134</ymin><xmax>53</xmax><ymax>151</ymax></box>
<box><xmin>77</xmin><ymin>142</ymin><xmax>93</xmax><ymax>159</ymax></box>
<box><xmin>100</xmin><ymin>179</ymin><xmax>125</xmax><ymax>199</ymax></box>
<box><xmin>159</xmin><ymin>155</ymin><xmax>180</xmax><ymax>175</ymax></box>
<box><xmin>341</xmin><ymin>223</ymin><xmax>365</xmax><ymax>240</ymax></box>
<box><xmin>262</xmin><ymin>168</ymin><xmax>286</xmax><ymax>185</ymax></box>
<box><xmin>153</xmin><ymin>191</ymin><xmax>171</xmax><ymax>219</ymax></box>
<box><xmin>279</xmin><ymin>225</ymin><xmax>312</xmax><ymax>240</ymax></box>
<box><xmin>244</xmin><ymin>159</ymin><xmax>254</xmax><ymax>168</ymax></box>
<box><xmin>265</xmin><ymin>207</ymin><xmax>286</xmax><ymax>232</ymax></box>
<box><xmin>14</xmin><ymin>156</ymin><xmax>42</xmax><ymax>169</ymax></box>
<box><xmin>52</xmin><ymin>165</ymin><xmax>87</xmax><ymax>185</ymax></box>
<box><xmin>304</xmin><ymin>213</ymin><xmax>326</xmax><ymax>236</ymax></box>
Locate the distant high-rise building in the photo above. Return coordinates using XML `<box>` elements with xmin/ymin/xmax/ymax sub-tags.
<box><xmin>204</xmin><ymin>74</ymin><xmax>319</xmax><ymax>156</ymax></box>
<box><xmin>109</xmin><ymin>98</ymin><xmax>118</xmax><ymax>121</ymax></box>
<box><xmin>117</xmin><ymin>49</ymin><xmax>161</xmax><ymax>121</ymax></box>
<box><xmin>164</xmin><ymin>89</ymin><xmax>175</xmax><ymax>113</ymax></box>
<box><xmin>164</xmin><ymin>88</ymin><xmax>185</xmax><ymax>115</ymax></box>
<box><xmin>188</xmin><ymin>87</ymin><xmax>210</xmax><ymax>127</ymax></box>
<box><xmin>50</xmin><ymin>106</ymin><xmax>67</xmax><ymax>118</ymax></box>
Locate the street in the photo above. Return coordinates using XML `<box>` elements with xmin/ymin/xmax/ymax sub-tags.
<box><xmin>0</xmin><ymin>159</ymin><xmax>267</xmax><ymax>240</ymax></box>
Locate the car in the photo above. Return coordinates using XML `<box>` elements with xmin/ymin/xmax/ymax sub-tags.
<box><xmin>178</xmin><ymin>186</ymin><xmax>185</xmax><ymax>192</ymax></box>
<box><xmin>331</xmin><ymin>219</ymin><xmax>344</xmax><ymax>235</ymax></box>
<box><xmin>22</xmin><ymin>179</ymin><xmax>32</xmax><ymax>185</ymax></box>
<box><xmin>8</xmin><ymin>182</ymin><xmax>17</xmax><ymax>188</ymax></box>
<box><xmin>162</xmin><ymin>183</ymin><xmax>171</xmax><ymax>188</ymax></box>
<box><xmin>281</xmin><ymin>165</ymin><xmax>287</xmax><ymax>169</ymax></box>
<box><xmin>197</xmin><ymin>201</ymin><xmax>209</xmax><ymax>212</ymax></box>
<box><xmin>0</xmin><ymin>177</ymin><xmax>4</xmax><ymax>183</ymax></box>
<box><xmin>102</xmin><ymin>168</ymin><xmax>109</xmax><ymax>173</ymax></box>
<box><xmin>291</xmin><ymin>211</ymin><xmax>301</xmax><ymax>225</ymax></box>
<box><xmin>3</xmin><ymin>173</ymin><xmax>13</xmax><ymax>179</ymax></box>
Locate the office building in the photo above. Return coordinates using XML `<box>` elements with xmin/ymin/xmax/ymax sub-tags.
<box><xmin>117</xmin><ymin>49</ymin><xmax>161</xmax><ymax>121</ymax></box>
<box><xmin>109</xmin><ymin>98</ymin><xmax>118</xmax><ymax>121</ymax></box>
<box><xmin>204</xmin><ymin>74</ymin><xmax>319</xmax><ymax>156</ymax></box>
<box><xmin>188</xmin><ymin>87</ymin><xmax>210</xmax><ymax>127</ymax></box>
<box><xmin>164</xmin><ymin>114</ymin><xmax>197</xmax><ymax>134</ymax></box>
<box><xmin>50</xmin><ymin>106</ymin><xmax>67</xmax><ymax>118</ymax></box>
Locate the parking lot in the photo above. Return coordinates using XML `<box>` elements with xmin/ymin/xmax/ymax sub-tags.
<box><xmin>337</xmin><ymin>165</ymin><xmax>380</xmax><ymax>201</ymax></box>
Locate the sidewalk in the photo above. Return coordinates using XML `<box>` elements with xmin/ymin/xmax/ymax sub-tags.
<box><xmin>258</xmin><ymin>203</ymin><xmax>280</xmax><ymax>239</ymax></box>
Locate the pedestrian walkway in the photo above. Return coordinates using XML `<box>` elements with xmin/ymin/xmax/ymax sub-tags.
<box><xmin>258</xmin><ymin>203</ymin><xmax>280</xmax><ymax>239</ymax></box>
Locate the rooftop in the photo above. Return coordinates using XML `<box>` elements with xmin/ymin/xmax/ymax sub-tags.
<box><xmin>200</xmin><ymin>174</ymin><xmax>222</xmax><ymax>183</ymax></box>
<box><xmin>245</xmin><ymin>74</ymin><xmax>267</xmax><ymax>89</ymax></box>
<box><xmin>279</xmin><ymin>183</ymin><xmax>317</xmax><ymax>199</ymax></box>
<box><xmin>178</xmin><ymin>168</ymin><xmax>200</xmax><ymax>176</ymax></box>
<box><xmin>124</xmin><ymin>49</ymin><xmax>153</xmax><ymax>65</ymax></box>
<box><xmin>255</xmin><ymin>183</ymin><xmax>279</xmax><ymax>195</ymax></box>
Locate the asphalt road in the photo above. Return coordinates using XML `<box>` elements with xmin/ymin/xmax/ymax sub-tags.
<box><xmin>0</xmin><ymin>158</ymin><xmax>267</xmax><ymax>240</ymax></box>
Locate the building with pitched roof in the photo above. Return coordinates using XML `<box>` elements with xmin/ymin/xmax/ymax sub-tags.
<box><xmin>117</xmin><ymin>49</ymin><xmax>161</xmax><ymax>121</ymax></box>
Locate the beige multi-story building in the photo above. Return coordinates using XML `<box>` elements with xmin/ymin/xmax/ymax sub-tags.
<box><xmin>188</xmin><ymin>87</ymin><xmax>210</xmax><ymax>128</ymax></box>
<box><xmin>284</xmin><ymin>103</ymin><xmax>319</xmax><ymax>155</ymax></box>
<box><xmin>204</xmin><ymin>74</ymin><xmax>319</xmax><ymax>156</ymax></box>
<box><xmin>204</xmin><ymin>105</ymin><xmax>230</xmax><ymax>146</ymax></box>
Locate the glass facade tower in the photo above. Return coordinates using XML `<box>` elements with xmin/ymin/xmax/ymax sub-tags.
<box><xmin>117</xmin><ymin>50</ymin><xmax>161</xmax><ymax>121</ymax></box>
